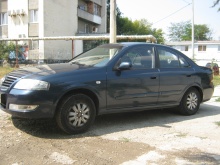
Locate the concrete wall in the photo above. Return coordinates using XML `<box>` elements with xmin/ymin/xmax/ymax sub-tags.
<box><xmin>74</xmin><ymin>40</ymin><xmax>83</xmax><ymax>56</ymax></box>
<box><xmin>1</xmin><ymin>0</ymin><xmax>107</xmax><ymax>60</ymax></box>
<box><xmin>7</xmin><ymin>0</ymin><xmax>28</xmax><ymax>41</ymax></box>
<box><xmin>41</xmin><ymin>0</ymin><xmax>78</xmax><ymax>60</ymax></box>
<box><xmin>28</xmin><ymin>0</ymin><xmax>38</xmax><ymax>9</ymax></box>
<box><xmin>28</xmin><ymin>23</ymin><xmax>38</xmax><ymax>37</ymax></box>
<box><xmin>28</xmin><ymin>0</ymin><xmax>39</xmax><ymax>37</ymax></box>
<box><xmin>0</xmin><ymin>0</ymin><xmax>7</xmax><ymax>12</ymax></box>
<box><xmin>0</xmin><ymin>25</ymin><xmax>8</xmax><ymax>38</ymax></box>
<box><xmin>170</xmin><ymin>43</ymin><xmax>220</xmax><ymax>66</ymax></box>
<box><xmin>99</xmin><ymin>0</ymin><xmax>106</xmax><ymax>33</ymax></box>
<box><xmin>0</xmin><ymin>1</ymin><xmax>8</xmax><ymax>38</ymax></box>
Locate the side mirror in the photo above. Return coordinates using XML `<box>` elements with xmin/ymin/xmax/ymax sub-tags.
<box><xmin>117</xmin><ymin>62</ymin><xmax>132</xmax><ymax>70</ymax></box>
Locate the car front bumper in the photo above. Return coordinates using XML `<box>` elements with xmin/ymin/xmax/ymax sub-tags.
<box><xmin>0</xmin><ymin>89</ymin><xmax>56</xmax><ymax>119</ymax></box>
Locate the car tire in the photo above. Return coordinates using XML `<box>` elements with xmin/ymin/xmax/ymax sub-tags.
<box><xmin>56</xmin><ymin>94</ymin><xmax>96</xmax><ymax>134</ymax></box>
<box><xmin>178</xmin><ymin>88</ymin><xmax>201</xmax><ymax>116</ymax></box>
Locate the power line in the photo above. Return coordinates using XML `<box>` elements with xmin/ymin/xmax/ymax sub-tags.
<box><xmin>181</xmin><ymin>0</ymin><xmax>190</xmax><ymax>4</ymax></box>
<box><xmin>153</xmin><ymin>3</ymin><xmax>192</xmax><ymax>25</ymax></box>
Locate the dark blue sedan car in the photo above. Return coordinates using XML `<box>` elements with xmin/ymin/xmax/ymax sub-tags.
<box><xmin>0</xmin><ymin>43</ymin><xmax>214</xmax><ymax>134</ymax></box>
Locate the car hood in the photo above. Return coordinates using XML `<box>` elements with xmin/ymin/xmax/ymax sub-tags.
<box><xmin>35</xmin><ymin>63</ymin><xmax>82</xmax><ymax>74</ymax></box>
<box><xmin>8</xmin><ymin>63</ymin><xmax>90</xmax><ymax>79</ymax></box>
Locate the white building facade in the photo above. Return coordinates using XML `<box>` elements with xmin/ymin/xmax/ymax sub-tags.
<box><xmin>166</xmin><ymin>41</ymin><xmax>220</xmax><ymax>66</ymax></box>
<box><xmin>0</xmin><ymin>0</ymin><xmax>107</xmax><ymax>60</ymax></box>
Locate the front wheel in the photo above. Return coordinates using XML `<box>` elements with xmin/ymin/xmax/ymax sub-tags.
<box><xmin>178</xmin><ymin>88</ymin><xmax>201</xmax><ymax>116</ymax></box>
<box><xmin>56</xmin><ymin>94</ymin><xmax>96</xmax><ymax>134</ymax></box>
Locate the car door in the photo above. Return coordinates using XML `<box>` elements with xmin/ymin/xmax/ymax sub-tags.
<box><xmin>156</xmin><ymin>45</ymin><xmax>195</xmax><ymax>105</ymax></box>
<box><xmin>106</xmin><ymin>45</ymin><xmax>160</xmax><ymax>110</ymax></box>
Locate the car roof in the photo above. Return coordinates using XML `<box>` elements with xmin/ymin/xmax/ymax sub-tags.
<box><xmin>98</xmin><ymin>42</ymin><xmax>165</xmax><ymax>48</ymax></box>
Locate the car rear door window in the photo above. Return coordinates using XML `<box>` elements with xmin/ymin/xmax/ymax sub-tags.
<box><xmin>158</xmin><ymin>48</ymin><xmax>189</xmax><ymax>68</ymax></box>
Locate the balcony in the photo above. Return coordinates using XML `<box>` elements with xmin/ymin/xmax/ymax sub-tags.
<box><xmin>28</xmin><ymin>23</ymin><xmax>39</xmax><ymax>37</ymax></box>
<box><xmin>77</xmin><ymin>8</ymin><xmax>101</xmax><ymax>25</ymax></box>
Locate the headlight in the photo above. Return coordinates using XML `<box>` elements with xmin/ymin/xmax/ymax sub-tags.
<box><xmin>14</xmin><ymin>79</ymin><xmax>50</xmax><ymax>90</ymax></box>
<box><xmin>0</xmin><ymin>76</ymin><xmax>5</xmax><ymax>86</ymax></box>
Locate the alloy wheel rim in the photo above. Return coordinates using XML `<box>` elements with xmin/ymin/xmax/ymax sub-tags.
<box><xmin>186</xmin><ymin>92</ymin><xmax>198</xmax><ymax>111</ymax></box>
<box><xmin>68</xmin><ymin>103</ymin><xmax>90</xmax><ymax>127</ymax></box>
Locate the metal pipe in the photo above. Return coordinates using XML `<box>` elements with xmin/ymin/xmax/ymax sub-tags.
<box><xmin>0</xmin><ymin>35</ymin><xmax>157</xmax><ymax>43</ymax></box>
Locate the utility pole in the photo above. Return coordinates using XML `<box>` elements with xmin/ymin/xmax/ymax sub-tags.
<box><xmin>192</xmin><ymin>0</ymin><xmax>195</xmax><ymax>60</ymax></box>
<box><xmin>110</xmin><ymin>0</ymin><xmax>117</xmax><ymax>43</ymax></box>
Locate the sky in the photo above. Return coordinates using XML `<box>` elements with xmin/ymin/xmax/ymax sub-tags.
<box><xmin>116</xmin><ymin>0</ymin><xmax>220</xmax><ymax>40</ymax></box>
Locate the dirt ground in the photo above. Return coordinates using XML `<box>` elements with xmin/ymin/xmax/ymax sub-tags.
<box><xmin>0</xmin><ymin>99</ymin><xmax>220</xmax><ymax>165</ymax></box>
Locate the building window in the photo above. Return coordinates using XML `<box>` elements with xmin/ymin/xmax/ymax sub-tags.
<box><xmin>29</xmin><ymin>40</ymin><xmax>39</xmax><ymax>50</ymax></box>
<box><xmin>94</xmin><ymin>3</ymin><xmax>101</xmax><ymax>16</ymax></box>
<box><xmin>85</xmin><ymin>24</ymin><xmax>89</xmax><ymax>33</ymax></box>
<box><xmin>0</xmin><ymin>12</ymin><xmax>8</xmax><ymax>25</ymax></box>
<box><xmin>198</xmin><ymin>45</ymin><xmax>206</xmax><ymax>51</ymax></box>
<box><xmin>181</xmin><ymin>46</ymin><xmax>188</xmax><ymax>51</ymax></box>
<box><xmin>78</xmin><ymin>5</ymin><xmax>87</xmax><ymax>11</ymax></box>
<box><xmin>29</xmin><ymin>10</ymin><xmax>38</xmax><ymax>23</ymax></box>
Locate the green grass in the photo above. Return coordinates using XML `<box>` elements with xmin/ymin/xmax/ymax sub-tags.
<box><xmin>119</xmin><ymin>137</ymin><xmax>131</xmax><ymax>142</ymax></box>
<box><xmin>216</xmin><ymin>97</ymin><xmax>220</xmax><ymax>102</ymax></box>
<box><xmin>176</xmin><ymin>132</ymin><xmax>187</xmax><ymax>137</ymax></box>
<box><xmin>213</xmin><ymin>75</ymin><xmax>220</xmax><ymax>87</ymax></box>
<box><xmin>215</xmin><ymin>121</ymin><xmax>220</xmax><ymax>127</ymax></box>
<box><xmin>0</xmin><ymin>66</ymin><xmax>16</xmax><ymax>78</ymax></box>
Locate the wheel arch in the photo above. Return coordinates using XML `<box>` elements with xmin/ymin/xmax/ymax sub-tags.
<box><xmin>55</xmin><ymin>88</ymin><xmax>99</xmax><ymax>117</ymax></box>
<box><xmin>182</xmin><ymin>85</ymin><xmax>203</xmax><ymax>102</ymax></box>
<box><xmin>192</xmin><ymin>86</ymin><xmax>203</xmax><ymax>102</ymax></box>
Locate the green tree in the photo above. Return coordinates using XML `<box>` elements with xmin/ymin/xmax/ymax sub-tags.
<box><xmin>150</xmin><ymin>28</ymin><xmax>165</xmax><ymax>44</ymax></box>
<box><xmin>107</xmin><ymin>1</ymin><xmax>165</xmax><ymax>43</ymax></box>
<box><xmin>168</xmin><ymin>21</ymin><xmax>213</xmax><ymax>41</ymax></box>
<box><xmin>117</xmin><ymin>17</ymin><xmax>134</xmax><ymax>35</ymax></box>
<box><xmin>194</xmin><ymin>24</ymin><xmax>213</xmax><ymax>40</ymax></box>
<box><xmin>117</xmin><ymin>18</ymin><xmax>165</xmax><ymax>43</ymax></box>
<box><xmin>0</xmin><ymin>42</ymin><xmax>16</xmax><ymax>60</ymax></box>
<box><xmin>168</xmin><ymin>21</ymin><xmax>191</xmax><ymax>41</ymax></box>
<box><xmin>212</xmin><ymin>0</ymin><xmax>220</xmax><ymax>11</ymax></box>
<box><xmin>132</xmin><ymin>19</ymin><xmax>152</xmax><ymax>34</ymax></box>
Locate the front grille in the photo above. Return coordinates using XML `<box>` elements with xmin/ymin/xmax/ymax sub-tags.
<box><xmin>2</xmin><ymin>75</ymin><xmax>18</xmax><ymax>88</ymax></box>
<box><xmin>0</xmin><ymin>94</ymin><xmax>6</xmax><ymax>108</ymax></box>
<box><xmin>1</xmin><ymin>69</ymin><xmax>30</xmax><ymax>91</ymax></box>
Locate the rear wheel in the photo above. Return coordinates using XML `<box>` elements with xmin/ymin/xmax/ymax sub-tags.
<box><xmin>56</xmin><ymin>94</ymin><xmax>96</xmax><ymax>134</ymax></box>
<box><xmin>178</xmin><ymin>88</ymin><xmax>201</xmax><ymax>115</ymax></box>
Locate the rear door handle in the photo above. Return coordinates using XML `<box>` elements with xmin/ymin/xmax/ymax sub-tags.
<box><xmin>150</xmin><ymin>76</ymin><xmax>157</xmax><ymax>79</ymax></box>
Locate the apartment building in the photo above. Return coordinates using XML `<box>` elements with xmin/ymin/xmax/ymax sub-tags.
<box><xmin>166</xmin><ymin>41</ymin><xmax>220</xmax><ymax>66</ymax></box>
<box><xmin>0</xmin><ymin>0</ymin><xmax>107</xmax><ymax>60</ymax></box>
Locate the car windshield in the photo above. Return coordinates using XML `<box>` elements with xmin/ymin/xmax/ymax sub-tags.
<box><xmin>69</xmin><ymin>45</ymin><xmax>123</xmax><ymax>67</ymax></box>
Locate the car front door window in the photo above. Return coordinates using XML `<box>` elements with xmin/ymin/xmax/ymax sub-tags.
<box><xmin>121</xmin><ymin>46</ymin><xmax>155</xmax><ymax>69</ymax></box>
